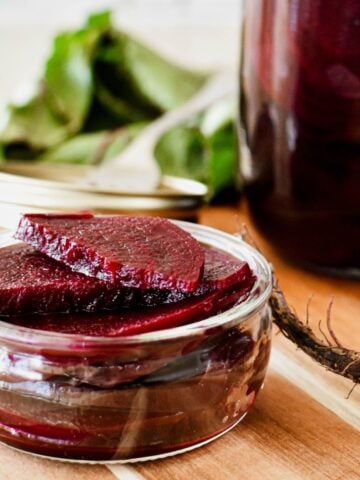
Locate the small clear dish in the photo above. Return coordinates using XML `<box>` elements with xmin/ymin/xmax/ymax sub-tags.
<box><xmin>0</xmin><ymin>222</ymin><xmax>272</xmax><ymax>462</ymax></box>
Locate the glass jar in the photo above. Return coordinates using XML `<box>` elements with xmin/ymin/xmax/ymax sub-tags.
<box><xmin>0</xmin><ymin>222</ymin><xmax>272</xmax><ymax>462</ymax></box>
<box><xmin>239</xmin><ymin>0</ymin><xmax>360</xmax><ymax>276</ymax></box>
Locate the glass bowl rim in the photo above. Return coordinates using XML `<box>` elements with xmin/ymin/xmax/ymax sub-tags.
<box><xmin>0</xmin><ymin>220</ymin><xmax>272</xmax><ymax>347</ymax></box>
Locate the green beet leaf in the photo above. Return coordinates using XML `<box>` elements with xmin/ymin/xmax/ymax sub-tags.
<box><xmin>0</xmin><ymin>91</ymin><xmax>69</xmax><ymax>152</ymax></box>
<box><xmin>94</xmin><ymin>31</ymin><xmax>208</xmax><ymax>115</ymax></box>
<box><xmin>38</xmin><ymin>131</ymin><xmax>106</xmax><ymax>164</ymax></box>
<box><xmin>0</xmin><ymin>9</ymin><xmax>208</xmax><ymax>167</ymax></box>
<box><xmin>0</xmin><ymin>11</ymin><xmax>111</xmax><ymax>157</ymax></box>
<box><xmin>102</xmin><ymin>123</ymin><xmax>147</xmax><ymax>161</ymax></box>
<box><xmin>202</xmin><ymin>98</ymin><xmax>240</xmax><ymax>197</ymax></box>
<box><xmin>94</xmin><ymin>79</ymin><xmax>154</xmax><ymax>123</ymax></box>
<box><xmin>44</xmin><ymin>11</ymin><xmax>111</xmax><ymax>131</ymax></box>
<box><xmin>154</xmin><ymin>96</ymin><xmax>239</xmax><ymax>200</ymax></box>
<box><xmin>155</xmin><ymin>121</ymin><xmax>207</xmax><ymax>183</ymax></box>
<box><xmin>38</xmin><ymin>123</ymin><xmax>147</xmax><ymax>165</ymax></box>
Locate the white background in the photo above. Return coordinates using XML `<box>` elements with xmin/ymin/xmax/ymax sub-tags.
<box><xmin>0</xmin><ymin>0</ymin><xmax>243</xmax><ymax>107</ymax></box>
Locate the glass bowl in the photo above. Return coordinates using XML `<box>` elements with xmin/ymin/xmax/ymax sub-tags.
<box><xmin>0</xmin><ymin>221</ymin><xmax>272</xmax><ymax>462</ymax></box>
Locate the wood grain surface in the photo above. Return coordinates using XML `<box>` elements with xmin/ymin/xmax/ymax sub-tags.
<box><xmin>0</xmin><ymin>202</ymin><xmax>359</xmax><ymax>480</ymax></box>
<box><xmin>136</xmin><ymin>372</ymin><xmax>360</xmax><ymax>480</ymax></box>
<box><xmin>0</xmin><ymin>444</ymin><xmax>116</xmax><ymax>480</ymax></box>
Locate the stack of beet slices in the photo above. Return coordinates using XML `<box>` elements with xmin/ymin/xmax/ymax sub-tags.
<box><xmin>0</xmin><ymin>214</ymin><xmax>255</xmax><ymax>336</ymax></box>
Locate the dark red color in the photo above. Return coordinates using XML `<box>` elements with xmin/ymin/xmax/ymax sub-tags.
<box><xmin>240</xmin><ymin>0</ymin><xmax>360</xmax><ymax>272</ymax></box>
<box><xmin>0</xmin><ymin>324</ymin><xmax>270</xmax><ymax>461</ymax></box>
<box><xmin>0</xmin><ymin>243</ymin><xmax>129</xmax><ymax>316</ymax></box>
<box><xmin>6</xmin><ymin>280</ymin><xmax>254</xmax><ymax>336</ymax></box>
<box><xmin>15</xmin><ymin>213</ymin><xmax>205</xmax><ymax>292</ymax></box>
<box><xmin>0</xmin><ymin>243</ymin><xmax>253</xmax><ymax>317</ymax></box>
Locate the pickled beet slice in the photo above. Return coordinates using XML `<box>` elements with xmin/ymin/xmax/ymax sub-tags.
<box><xmin>15</xmin><ymin>213</ymin><xmax>204</xmax><ymax>292</ymax></box>
<box><xmin>135</xmin><ymin>246</ymin><xmax>253</xmax><ymax>306</ymax></box>
<box><xmin>0</xmin><ymin>407</ymin><xmax>233</xmax><ymax>461</ymax></box>
<box><xmin>0</xmin><ymin>243</ymin><xmax>252</xmax><ymax>316</ymax></box>
<box><xmin>200</xmin><ymin>247</ymin><xmax>252</xmax><ymax>291</ymax></box>
<box><xmin>0</xmin><ymin>243</ymin><xmax>145</xmax><ymax>316</ymax></box>
<box><xmin>8</xmin><ymin>280</ymin><xmax>254</xmax><ymax>336</ymax></box>
<box><xmin>0</xmin><ymin>408</ymin><xmax>89</xmax><ymax>442</ymax></box>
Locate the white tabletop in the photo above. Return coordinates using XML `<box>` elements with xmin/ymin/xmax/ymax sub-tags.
<box><xmin>0</xmin><ymin>0</ymin><xmax>243</xmax><ymax>108</ymax></box>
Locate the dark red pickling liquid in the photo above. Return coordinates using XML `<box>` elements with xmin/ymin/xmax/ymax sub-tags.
<box><xmin>0</xmin><ymin>325</ymin><xmax>271</xmax><ymax>461</ymax></box>
<box><xmin>240</xmin><ymin>0</ymin><xmax>360</xmax><ymax>274</ymax></box>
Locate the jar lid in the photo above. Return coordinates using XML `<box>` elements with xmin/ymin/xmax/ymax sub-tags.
<box><xmin>0</xmin><ymin>162</ymin><xmax>207</xmax><ymax>227</ymax></box>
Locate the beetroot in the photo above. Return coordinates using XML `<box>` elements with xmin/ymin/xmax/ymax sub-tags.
<box><xmin>0</xmin><ymin>243</ymin><xmax>253</xmax><ymax>316</ymax></box>
<box><xmin>7</xmin><ymin>280</ymin><xmax>254</xmax><ymax>336</ymax></box>
<box><xmin>128</xmin><ymin>246</ymin><xmax>253</xmax><ymax>306</ymax></box>
<box><xmin>0</xmin><ymin>244</ymin><xmax>134</xmax><ymax>316</ymax></box>
<box><xmin>199</xmin><ymin>246</ymin><xmax>252</xmax><ymax>291</ymax></box>
<box><xmin>15</xmin><ymin>213</ymin><xmax>204</xmax><ymax>292</ymax></box>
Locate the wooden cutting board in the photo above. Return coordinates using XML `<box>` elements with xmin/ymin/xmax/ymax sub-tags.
<box><xmin>0</xmin><ymin>203</ymin><xmax>359</xmax><ymax>480</ymax></box>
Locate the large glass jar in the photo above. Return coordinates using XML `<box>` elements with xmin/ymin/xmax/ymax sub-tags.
<box><xmin>239</xmin><ymin>0</ymin><xmax>360</xmax><ymax>276</ymax></box>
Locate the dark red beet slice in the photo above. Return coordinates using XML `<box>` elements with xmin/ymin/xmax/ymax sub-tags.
<box><xmin>15</xmin><ymin>213</ymin><xmax>204</xmax><ymax>292</ymax></box>
<box><xmin>131</xmin><ymin>246</ymin><xmax>253</xmax><ymax>306</ymax></box>
<box><xmin>7</xmin><ymin>280</ymin><xmax>254</xmax><ymax>336</ymax></box>
<box><xmin>0</xmin><ymin>408</ymin><xmax>89</xmax><ymax>442</ymax></box>
<box><xmin>198</xmin><ymin>246</ymin><xmax>252</xmax><ymax>291</ymax></box>
<box><xmin>0</xmin><ymin>243</ymin><xmax>145</xmax><ymax>316</ymax></box>
<box><xmin>0</xmin><ymin>243</ymin><xmax>252</xmax><ymax>316</ymax></box>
